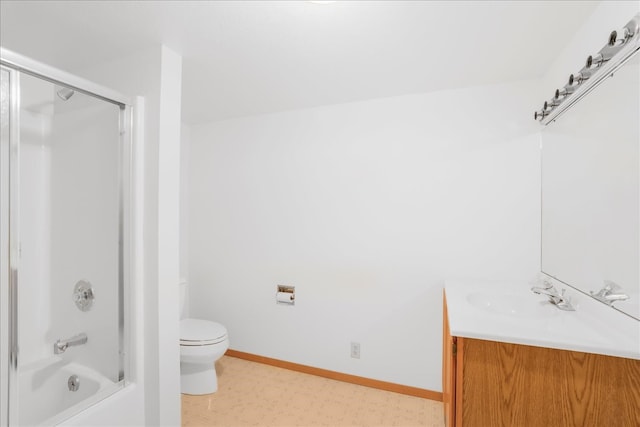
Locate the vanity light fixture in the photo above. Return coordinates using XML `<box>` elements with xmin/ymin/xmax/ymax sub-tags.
<box><xmin>535</xmin><ymin>14</ymin><xmax>640</xmax><ymax>123</ymax></box>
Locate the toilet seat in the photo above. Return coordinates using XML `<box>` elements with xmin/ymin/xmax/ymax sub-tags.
<box><xmin>180</xmin><ymin>318</ymin><xmax>227</xmax><ymax>346</ymax></box>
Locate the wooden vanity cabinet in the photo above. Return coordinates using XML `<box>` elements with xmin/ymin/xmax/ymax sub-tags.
<box><xmin>443</xmin><ymin>291</ymin><xmax>640</xmax><ymax>427</ymax></box>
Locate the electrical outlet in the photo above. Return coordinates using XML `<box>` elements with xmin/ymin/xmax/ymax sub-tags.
<box><xmin>350</xmin><ymin>342</ymin><xmax>360</xmax><ymax>359</ymax></box>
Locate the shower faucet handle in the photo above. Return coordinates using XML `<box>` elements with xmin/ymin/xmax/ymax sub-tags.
<box><xmin>73</xmin><ymin>280</ymin><xmax>94</xmax><ymax>312</ymax></box>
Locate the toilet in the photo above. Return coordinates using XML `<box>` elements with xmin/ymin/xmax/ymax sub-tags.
<box><xmin>180</xmin><ymin>281</ymin><xmax>229</xmax><ymax>395</ymax></box>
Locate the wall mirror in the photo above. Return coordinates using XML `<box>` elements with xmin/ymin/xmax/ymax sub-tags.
<box><xmin>541</xmin><ymin>50</ymin><xmax>639</xmax><ymax>320</ymax></box>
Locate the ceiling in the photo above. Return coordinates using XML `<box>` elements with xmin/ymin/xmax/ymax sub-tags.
<box><xmin>1</xmin><ymin>1</ymin><xmax>598</xmax><ymax>124</ymax></box>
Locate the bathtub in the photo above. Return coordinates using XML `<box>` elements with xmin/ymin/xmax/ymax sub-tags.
<box><xmin>18</xmin><ymin>357</ymin><xmax>123</xmax><ymax>426</ymax></box>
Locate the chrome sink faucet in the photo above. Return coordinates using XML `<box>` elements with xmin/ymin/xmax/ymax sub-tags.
<box><xmin>531</xmin><ymin>280</ymin><xmax>575</xmax><ymax>311</ymax></box>
<box><xmin>591</xmin><ymin>280</ymin><xmax>629</xmax><ymax>306</ymax></box>
<box><xmin>54</xmin><ymin>333</ymin><xmax>88</xmax><ymax>354</ymax></box>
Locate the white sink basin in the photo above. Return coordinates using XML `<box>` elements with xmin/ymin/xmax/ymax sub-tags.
<box><xmin>465</xmin><ymin>292</ymin><xmax>540</xmax><ymax>318</ymax></box>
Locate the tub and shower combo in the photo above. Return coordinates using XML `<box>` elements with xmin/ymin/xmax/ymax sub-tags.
<box><xmin>1</xmin><ymin>48</ymin><xmax>134</xmax><ymax>426</ymax></box>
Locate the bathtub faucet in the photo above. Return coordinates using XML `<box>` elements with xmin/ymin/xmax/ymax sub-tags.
<box><xmin>54</xmin><ymin>333</ymin><xmax>88</xmax><ymax>354</ymax></box>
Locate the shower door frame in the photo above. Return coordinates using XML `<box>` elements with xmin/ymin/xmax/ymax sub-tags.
<box><xmin>0</xmin><ymin>63</ymin><xmax>17</xmax><ymax>427</ymax></box>
<box><xmin>0</xmin><ymin>47</ymin><xmax>133</xmax><ymax>426</ymax></box>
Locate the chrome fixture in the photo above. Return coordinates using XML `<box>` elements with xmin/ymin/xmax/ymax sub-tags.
<box><xmin>590</xmin><ymin>281</ymin><xmax>629</xmax><ymax>306</ymax></box>
<box><xmin>73</xmin><ymin>280</ymin><xmax>94</xmax><ymax>312</ymax></box>
<box><xmin>531</xmin><ymin>281</ymin><xmax>575</xmax><ymax>311</ymax></box>
<box><xmin>585</xmin><ymin>52</ymin><xmax>610</xmax><ymax>69</ymax></box>
<box><xmin>569</xmin><ymin>71</ymin><xmax>590</xmax><ymax>85</ymax></box>
<box><xmin>545</xmin><ymin>98</ymin><xmax>561</xmax><ymax>109</ymax></box>
<box><xmin>67</xmin><ymin>375</ymin><xmax>80</xmax><ymax>392</ymax></box>
<box><xmin>609</xmin><ymin>27</ymin><xmax>632</xmax><ymax>46</ymax></box>
<box><xmin>555</xmin><ymin>86</ymin><xmax>574</xmax><ymax>99</ymax></box>
<box><xmin>53</xmin><ymin>333</ymin><xmax>88</xmax><ymax>354</ymax></box>
<box><xmin>56</xmin><ymin>86</ymin><xmax>75</xmax><ymax>101</ymax></box>
<box><xmin>534</xmin><ymin>14</ymin><xmax>640</xmax><ymax>123</ymax></box>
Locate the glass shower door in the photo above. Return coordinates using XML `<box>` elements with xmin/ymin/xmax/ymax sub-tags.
<box><xmin>2</xmin><ymin>65</ymin><xmax>130</xmax><ymax>426</ymax></box>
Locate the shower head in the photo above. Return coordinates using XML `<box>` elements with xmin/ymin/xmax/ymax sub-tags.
<box><xmin>56</xmin><ymin>87</ymin><xmax>75</xmax><ymax>101</ymax></box>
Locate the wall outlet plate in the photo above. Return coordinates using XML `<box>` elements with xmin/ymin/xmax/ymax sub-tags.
<box><xmin>351</xmin><ymin>342</ymin><xmax>360</xmax><ymax>359</ymax></box>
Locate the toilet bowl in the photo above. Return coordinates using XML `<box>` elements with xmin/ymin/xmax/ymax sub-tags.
<box><xmin>180</xmin><ymin>318</ymin><xmax>229</xmax><ymax>395</ymax></box>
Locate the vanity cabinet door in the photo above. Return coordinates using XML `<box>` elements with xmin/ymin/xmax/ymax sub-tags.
<box><xmin>459</xmin><ymin>339</ymin><xmax>640</xmax><ymax>426</ymax></box>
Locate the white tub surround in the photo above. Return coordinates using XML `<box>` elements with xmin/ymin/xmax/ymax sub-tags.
<box><xmin>445</xmin><ymin>279</ymin><xmax>640</xmax><ymax>360</ymax></box>
<box><xmin>18</xmin><ymin>357</ymin><xmax>121</xmax><ymax>426</ymax></box>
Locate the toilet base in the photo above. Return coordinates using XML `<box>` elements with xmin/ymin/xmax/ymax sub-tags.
<box><xmin>181</xmin><ymin>361</ymin><xmax>218</xmax><ymax>395</ymax></box>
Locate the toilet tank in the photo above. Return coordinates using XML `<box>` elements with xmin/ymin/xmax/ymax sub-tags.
<box><xmin>179</xmin><ymin>279</ymin><xmax>189</xmax><ymax>319</ymax></box>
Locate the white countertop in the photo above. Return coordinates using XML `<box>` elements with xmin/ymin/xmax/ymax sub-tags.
<box><xmin>445</xmin><ymin>279</ymin><xmax>640</xmax><ymax>360</ymax></box>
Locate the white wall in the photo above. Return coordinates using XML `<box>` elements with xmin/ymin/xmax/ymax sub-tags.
<box><xmin>156</xmin><ymin>46</ymin><xmax>182</xmax><ymax>425</ymax></box>
<box><xmin>188</xmin><ymin>79</ymin><xmax>541</xmax><ymax>392</ymax></box>
<box><xmin>180</xmin><ymin>124</ymin><xmax>191</xmax><ymax>285</ymax></box>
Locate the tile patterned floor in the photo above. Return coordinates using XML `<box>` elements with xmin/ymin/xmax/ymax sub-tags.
<box><xmin>182</xmin><ymin>355</ymin><xmax>444</xmax><ymax>427</ymax></box>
